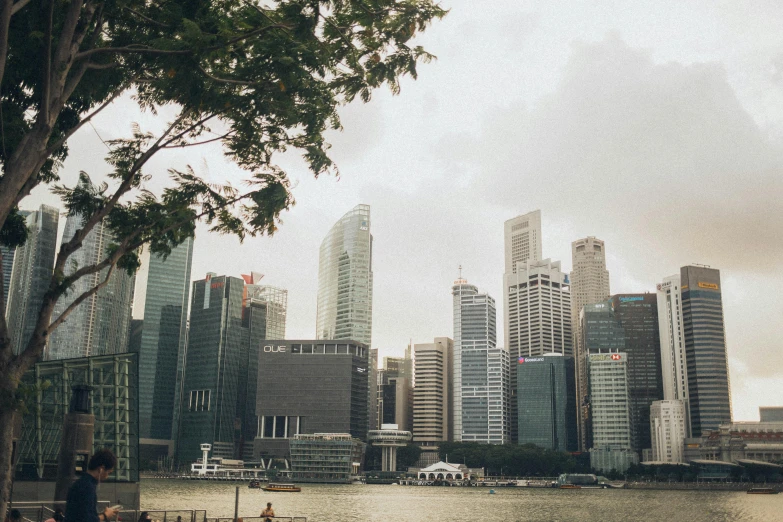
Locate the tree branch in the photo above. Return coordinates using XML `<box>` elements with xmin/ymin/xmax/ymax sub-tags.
<box><xmin>10</xmin><ymin>0</ymin><xmax>31</xmax><ymax>15</ymax></box>
<box><xmin>75</xmin><ymin>23</ymin><xmax>292</xmax><ymax>60</ymax></box>
<box><xmin>53</xmin><ymin>111</ymin><xmax>189</xmax><ymax>276</ymax></box>
<box><xmin>197</xmin><ymin>64</ymin><xmax>262</xmax><ymax>87</ymax></box>
<box><xmin>162</xmin><ymin>131</ymin><xmax>235</xmax><ymax>149</ymax></box>
<box><xmin>40</xmin><ymin>0</ymin><xmax>54</xmax><ymax>125</ymax></box>
<box><xmin>85</xmin><ymin>60</ymin><xmax>118</xmax><ymax>70</ymax></box>
<box><xmin>44</xmin><ymin>90</ymin><xmax>123</xmax><ymax>157</ymax></box>
<box><xmin>48</xmin><ymin>264</ymin><xmax>115</xmax><ymax>331</ymax></box>
<box><xmin>122</xmin><ymin>6</ymin><xmax>170</xmax><ymax>28</ymax></box>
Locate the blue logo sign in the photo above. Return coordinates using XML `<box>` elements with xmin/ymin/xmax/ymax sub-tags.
<box><xmin>619</xmin><ymin>296</ymin><xmax>644</xmax><ymax>303</ymax></box>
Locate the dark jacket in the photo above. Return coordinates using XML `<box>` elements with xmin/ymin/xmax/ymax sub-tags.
<box><xmin>64</xmin><ymin>474</ymin><xmax>100</xmax><ymax>522</ymax></box>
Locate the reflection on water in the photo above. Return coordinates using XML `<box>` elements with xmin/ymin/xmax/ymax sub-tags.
<box><xmin>140</xmin><ymin>480</ymin><xmax>782</xmax><ymax>522</ymax></box>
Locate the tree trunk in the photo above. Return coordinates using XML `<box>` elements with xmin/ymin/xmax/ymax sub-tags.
<box><xmin>0</xmin><ymin>398</ymin><xmax>19</xmax><ymax>520</ymax></box>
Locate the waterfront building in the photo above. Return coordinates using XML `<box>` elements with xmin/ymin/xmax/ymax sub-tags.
<box><xmin>578</xmin><ymin>301</ymin><xmax>625</xmax><ymax>449</ymax></box>
<box><xmin>16</xmin><ymin>353</ymin><xmax>139</xmax><ymax>488</ymax></box>
<box><xmin>698</xmin><ymin>422</ymin><xmax>783</xmax><ymax>464</ymax></box>
<box><xmin>137</xmin><ymin>238</ymin><xmax>193</xmax><ymax>463</ymax></box>
<box><xmin>315</xmin><ymin>204</ymin><xmax>373</xmax><ymax>345</ymax></box>
<box><xmin>505</xmin><ymin>258</ymin><xmax>572</xmax><ymax>444</ymax></box>
<box><xmin>680</xmin><ymin>265</ymin><xmax>732</xmax><ymax>437</ymax></box>
<box><xmin>412</xmin><ymin>337</ymin><xmax>453</xmax><ymax>465</ymax></box>
<box><xmin>178</xmin><ymin>274</ymin><xmax>248</xmax><ymax>463</ymax></box>
<box><xmin>452</xmin><ymin>276</ymin><xmax>508</xmax><ymax>444</ymax></box>
<box><xmin>48</xmin><ymin>212</ymin><xmax>135</xmax><ymax>360</ymax></box>
<box><xmin>254</xmin><ymin>340</ymin><xmax>369</xmax><ymax>460</ymax></box>
<box><xmin>650</xmin><ymin>400</ymin><xmax>687</xmax><ymax>463</ymax></box>
<box><xmin>760</xmin><ymin>407</ymin><xmax>783</xmax><ymax>423</ymax></box>
<box><xmin>414</xmin><ymin>461</ymin><xmax>475</xmax><ymax>480</ymax></box>
<box><xmin>6</xmin><ymin>205</ymin><xmax>59</xmax><ymax>355</ymax></box>
<box><xmin>369</xmin><ymin>348</ymin><xmax>379</xmax><ymax>431</ymax></box>
<box><xmin>610</xmin><ymin>294</ymin><xmax>662</xmax><ymax>453</ymax></box>
<box><xmin>289</xmin><ymin>433</ymin><xmax>365</xmax><ymax>483</ymax></box>
<box><xmin>516</xmin><ymin>354</ymin><xmax>577</xmax><ymax>451</ymax></box>
<box><xmin>656</xmin><ymin>275</ymin><xmax>690</xmax><ymax>437</ymax></box>
<box><xmin>588</xmin><ymin>352</ymin><xmax>632</xmax><ymax>470</ymax></box>
<box><xmin>236</xmin><ymin>272</ymin><xmax>288</xmax><ymax>460</ymax></box>
<box><xmin>502</xmin><ymin>209</ymin><xmax>541</xmax><ymax>443</ymax></box>
<box><xmin>570</xmin><ymin>236</ymin><xmax>610</xmax><ymax>449</ymax></box>
<box><xmin>368</xmin><ymin>424</ymin><xmax>413</xmax><ymax>472</ymax></box>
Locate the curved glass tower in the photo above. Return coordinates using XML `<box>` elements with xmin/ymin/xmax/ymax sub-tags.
<box><xmin>316</xmin><ymin>204</ymin><xmax>373</xmax><ymax>345</ymax></box>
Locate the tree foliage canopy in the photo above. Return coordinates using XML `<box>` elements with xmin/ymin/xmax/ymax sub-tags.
<box><xmin>438</xmin><ymin>442</ymin><xmax>586</xmax><ymax>477</ymax></box>
<box><xmin>0</xmin><ymin>0</ymin><xmax>444</xmax><ymax>512</ymax></box>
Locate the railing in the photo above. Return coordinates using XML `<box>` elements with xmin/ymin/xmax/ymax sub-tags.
<box><xmin>8</xmin><ymin>500</ymin><xmax>111</xmax><ymax>522</ymax></box>
<box><xmin>117</xmin><ymin>510</ymin><xmax>207</xmax><ymax>522</ymax></box>
<box><xmin>206</xmin><ymin>518</ymin><xmax>307</xmax><ymax>522</ymax></box>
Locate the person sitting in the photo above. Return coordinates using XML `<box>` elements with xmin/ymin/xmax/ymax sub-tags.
<box><xmin>138</xmin><ymin>512</ymin><xmax>152</xmax><ymax>522</ymax></box>
<box><xmin>44</xmin><ymin>508</ymin><xmax>65</xmax><ymax>522</ymax></box>
<box><xmin>260</xmin><ymin>502</ymin><xmax>275</xmax><ymax>521</ymax></box>
<box><xmin>5</xmin><ymin>509</ymin><xmax>22</xmax><ymax>522</ymax></box>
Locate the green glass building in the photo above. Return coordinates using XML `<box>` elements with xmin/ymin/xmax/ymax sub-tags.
<box><xmin>516</xmin><ymin>354</ymin><xmax>577</xmax><ymax>451</ymax></box>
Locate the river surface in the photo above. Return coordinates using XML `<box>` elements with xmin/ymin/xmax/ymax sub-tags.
<box><xmin>140</xmin><ymin>479</ymin><xmax>782</xmax><ymax>522</ymax></box>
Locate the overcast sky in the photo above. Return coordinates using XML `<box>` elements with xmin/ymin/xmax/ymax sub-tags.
<box><xmin>24</xmin><ymin>1</ymin><xmax>783</xmax><ymax>421</ymax></box>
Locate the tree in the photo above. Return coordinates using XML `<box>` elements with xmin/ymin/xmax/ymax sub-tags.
<box><xmin>0</xmin><ymin>0</ymin><xmax>445</xmax><ymax>513</ymax></box>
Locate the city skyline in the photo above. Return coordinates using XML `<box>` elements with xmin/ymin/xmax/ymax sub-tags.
<box><xmin>16</xmin><ymin>1</ymin><xmax>783</xmax><ymax>421</ymax></box>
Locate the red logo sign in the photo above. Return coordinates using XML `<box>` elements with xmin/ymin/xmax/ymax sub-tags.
<box><xmin>611</xmin><ymin>354</ymin><xmax>622</xmax><ymax>361</ymax></box>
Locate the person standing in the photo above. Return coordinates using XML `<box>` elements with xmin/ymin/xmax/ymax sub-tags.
<box><xmin>63</xmin><ymin>449</ymin><xmax>118</xmax><ymax>522</ymax></box>
<box><xmin>260</xmin><ymin>502</ymin><xmax>275</xmax><ymax>521</ymax></box>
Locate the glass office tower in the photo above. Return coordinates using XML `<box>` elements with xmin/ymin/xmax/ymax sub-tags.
<box><xmin>6</xmin><ymin>205</ymin><xmax>59</xmax><ymax>354</ymax></box>
<box><xmin>610</xmin><ymin>294</ymin><xmax>663</xmax><ymax>453</ymax></box>
<box><xmin>138</xmin><ymin>238</ymin><xmax>193</xmax><ymax>450</ymax></box>
<box><xmin>48</xmin><ymin>211</ymin><xmax>135</xmax><ymax>360</ymax></box>
<box><xmin>178</xmin><ymin>275</ymin><xmax>248</xmax><ymax>463</ymax></box>
<box><xmin>680</xmin><ymin>265</ymin><xmax>732</xmax><ymax>437</ymax></box>
<box><xmin>517</xmin><ymin>354</ymin><xmax>577</xmax><ymax>451</ymax></box>
<box><xmin>316</xmin><ymin>204</ymin><xmax>373</xmax><ymax>346</ymax></box>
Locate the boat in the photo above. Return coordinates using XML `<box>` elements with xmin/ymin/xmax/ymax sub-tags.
<box><xmin>248</xmin><ymin>480</ymin><xmax>262</xmax><ymax>489</ymax></box>
<box><xmin>747</xmin><ymin>488</ymin><xmax>779</xmax><ymax>495</ymax></box>
<box><xmin>559</xmin><ymin>484</ymin><xmax>582</xmax><ymax>489</ymax></box>
<box><xmin>262</xmin><ymin>483</ymin><xmax>301</xmax><ymax>492</ymax></box>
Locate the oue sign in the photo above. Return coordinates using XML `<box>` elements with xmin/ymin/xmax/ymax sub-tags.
<box><xmin>263</xmin><ymin>345</ymin><xmax>287</xmax><ymax>353</ymax></box>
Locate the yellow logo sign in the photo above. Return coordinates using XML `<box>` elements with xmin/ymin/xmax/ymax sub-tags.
<box><xmin>698</xmin><ymin>282</ymin><xmax>719</xmax><ymax>290</ymax></box>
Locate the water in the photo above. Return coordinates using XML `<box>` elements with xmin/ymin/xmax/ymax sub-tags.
<box><xmin>141</xmin><ymin>480</ymin><xmax>782</xmax><ymax>522</ymax></box>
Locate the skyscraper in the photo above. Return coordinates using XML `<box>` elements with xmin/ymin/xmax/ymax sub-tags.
<box><xmin>316</xmin><ymin>204</ymin><xmax>373</xmax><ymax>345</ymax></box>
<box><xmin>680</xmin><ymin>265</ymin><xmax>732</xmax><ymax>437</ymax></box>
<box><xmin>610</xmin><ymin>294</ymin><xmax>662</xmax><ymax>453</ymax></box>
<box><xmin>377</xmin><ymin>348</ymin><xmax>413</xmax><ymax>431</ymax></box>
<box><xmin>517</xmin><ymin>354</ymin><xmax>578</xmax><ymax>452</ymax></box>
<box><xmin>413</xmin><ymin>337</ymin><xmax>453</xmax><ymax>464</ymax></box>
<box><xmin>453</xmin><ymin>275</ymin><xmax>508</xmax><ymax>444</ymax></box>
<box><xmin>579</xmin><ymin>300</ymin><xmax>626</xmax><ymax>449</ymax></box>
<box><xmin>503</xmin><ymin>211</ymin><xmax>542</xmax><ymax>276</ymax></box>
<box><xmin>656</xmin><ymin>275</ymin><xmax>690</xmax><ymax>436</ymax></box>
<box><xmin>570</xmin><ymin>236</ymin><xmax>610</xmax><ymax>449</ymax></box>
<box><xmin>6</xmin><ymin>205</ymin><xmax>59</xmax><ymax>354</ymax></box>
<box><xmin>48</xmin><ymin>213</ymin><xmax>135</xmax><ymax>360</ymax></box>
<box><xmin>505</xmin><ymin>258</ymin><xmax>572</xmax><ymax>443</ymax></box>
<box><xmin>137</xmin><ymin>239</ymin><xmax>194</xmax><ymax>458</ymax></box>
<box><xmin>588</xmin><ymin>352</ymin><xmax>638</xmax><ymax>472</ymax></box>
<box><xmin>178</xmin><ymin>274</ymin><xmax>247</xmax><ymax>463</ymax></box>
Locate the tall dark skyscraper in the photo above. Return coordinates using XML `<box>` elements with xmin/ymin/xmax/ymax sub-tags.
<box><xmin>138</xmin><ymin>239</ymin><xmax>193</xmax><ymax>459</ymax></box>
<box><xmin>680</xmin><ymin>265</ymin><xmax>732</xmax><ymax>437</ymax></box>
<box><xmin>579</xmin><ymin>301</ymin><xmax>625</xmax><ymax>450</ymax></box>
<box><xmin>517</xmin><ymin>354</ymin><xmax>577</xmax><ymax>452</ymax></box>
<box><xmin>6</xmin><ymin>206</ymin><xmax>58</xmax><ymax>354</ymax></box>
<box><xmin>178</xmin><ymin>274</ymin><xmax>247</xmax><ymax>463</ymax></box>
<box><xmin>579</xmin><ymin>296</ymin><xmax>663</xmax><ymax>453</ymax></box>
<box><xmin>254</xmin><ymin>340</ymin><xmax>369</xmax><ymax>460</ymax></box>
<box><xmin>610</xmin><ymin>294</ymin><xmax>662</xmax><ymax>453</ymax></box>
